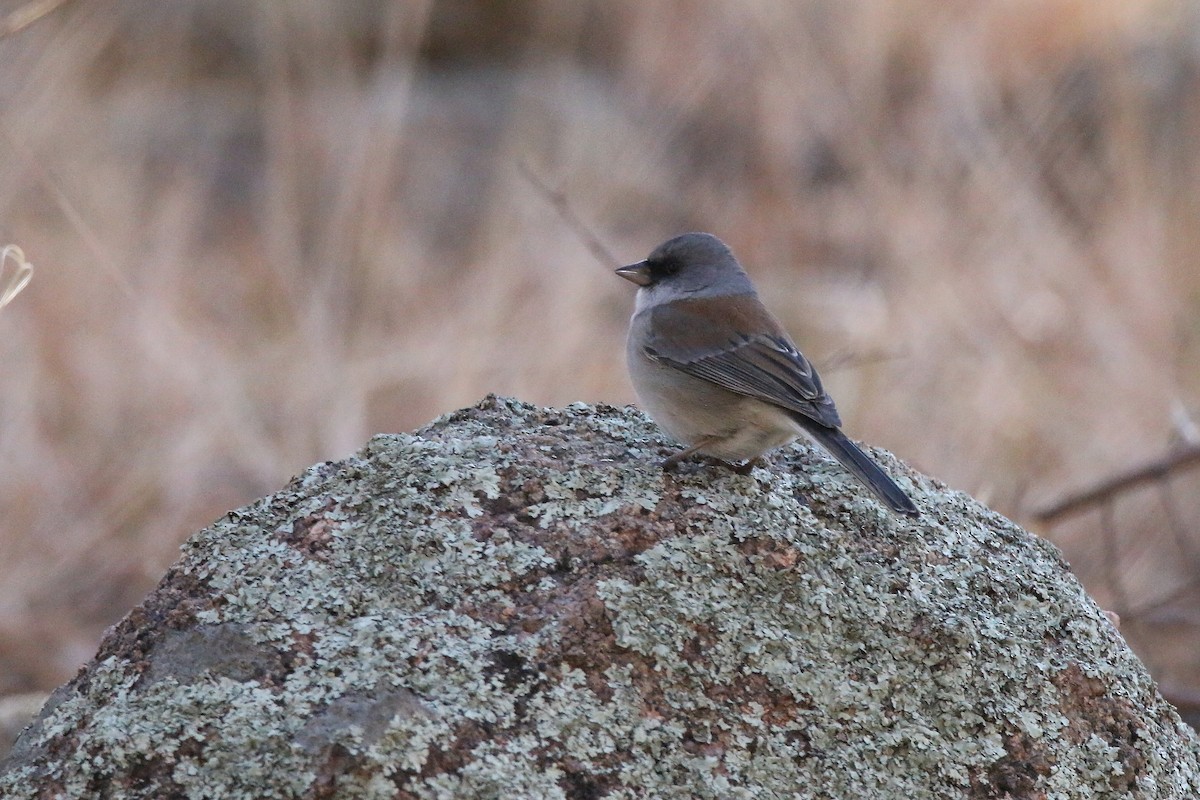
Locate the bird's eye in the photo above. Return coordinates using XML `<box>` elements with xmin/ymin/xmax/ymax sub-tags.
<box><xmin>653</xmin><ymin>258</ymin><xmax>680</xmax><ymax>277</ymax></box>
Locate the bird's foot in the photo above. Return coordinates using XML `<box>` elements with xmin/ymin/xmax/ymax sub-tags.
<box><xmin>731</xmin><ymin>457</ymin><xmax>768</xmax><ymax>476</ymax></box>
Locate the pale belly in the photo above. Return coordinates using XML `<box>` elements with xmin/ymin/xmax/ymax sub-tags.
<box><xmin>627</xmin><ymin>343</ymin><xmax>800</xmax><ymax>462</ymax></box>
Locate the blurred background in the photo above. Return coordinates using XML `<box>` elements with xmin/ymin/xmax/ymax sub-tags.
<box><xmin>1</xmin><ymin>0</ymin><xmax>1199</xmax><ymax>741</ymax></box>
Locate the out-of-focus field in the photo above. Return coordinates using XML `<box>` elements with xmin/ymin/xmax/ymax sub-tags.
<box><xmin>1</xmin><ymin>0</ymin><xmax>1199</xmax><ymax>719</ymax></box>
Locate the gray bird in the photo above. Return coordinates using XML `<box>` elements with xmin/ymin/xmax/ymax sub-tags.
<box><xmin>616</xmin><ymin>232</ymin><xmax>918</xmax><ymax>516</ymax></box>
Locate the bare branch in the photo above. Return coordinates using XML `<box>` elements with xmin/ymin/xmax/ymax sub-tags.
<box><xmin>517</xmin><ymin>162</ymin><xmax>621</xmax><ymax>269</ymax></box>
<box><xmin>1032</xmin><ymin>445</ymin><xmax>1200</xmax><ymax>523</ymax></box>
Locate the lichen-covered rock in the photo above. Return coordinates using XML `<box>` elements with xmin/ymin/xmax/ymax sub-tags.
<box><xmin>1</xmin><ymin>396</ymin><xmax>1197</xmax><ymax>798</ymax></box>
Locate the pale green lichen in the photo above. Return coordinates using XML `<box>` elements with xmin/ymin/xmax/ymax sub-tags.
<box><xmin>1</xmin><ymin>396</ymin><xmax>1197</xmax><ymax>798</ymax></box>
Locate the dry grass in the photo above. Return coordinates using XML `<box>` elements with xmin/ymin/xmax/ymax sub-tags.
<box><xmin>0</xmin><ymin>0</ymin><xmax>1198</xmax><ymax>708</ymax></box>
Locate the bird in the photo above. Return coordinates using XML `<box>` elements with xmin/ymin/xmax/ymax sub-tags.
<box><xmin>615</xmin><ymin>232</ymin><xmax>918</xmax><ymax>516</ymax></box>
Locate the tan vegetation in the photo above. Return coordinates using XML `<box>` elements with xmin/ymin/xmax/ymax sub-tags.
<box><xmin>0</xmin><ymin>0</ymin><xmax>1197</xmax><ymax>719</ymax></box>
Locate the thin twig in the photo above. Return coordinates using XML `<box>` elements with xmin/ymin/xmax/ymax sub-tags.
<box><xmin>0</xmin><ymin>0</ymin><xmax>74</xmax><ymax>38</ymax></box>
<box><xmin>517</xmin><ymin>162</ymin><xmax>622</xmax><ymax>269</ymax></box>
<box><xmin>1158</xmin><ymin>478</ymin><xmax>1200</xmax><ymax>566</ymax></box>
<box><xmin>1126</xmin><ymin>578</ymin><xmax>1200</xmax><ymax>622</ymax></box>
<box><xmin>0</xmin><ymin>122</ymin><xmax>136</xmax><ymax>299</ymax></box>
<box><xmin>1032</xmin><ymin>445</ymin><xmax>1200</xmax><ymax>523</ymax></box>
<box><xmin>820</xmin><ymin>347</ymin><xmax>904</xmax><ymax>375</ymax></box>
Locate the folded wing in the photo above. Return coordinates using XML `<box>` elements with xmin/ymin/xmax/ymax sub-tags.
<box><xmin>643</xmin><ymin>295</ymin><xmax>842</xmax><ymax>429</ymax></box>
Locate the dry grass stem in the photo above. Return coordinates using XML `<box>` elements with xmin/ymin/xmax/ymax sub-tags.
<box><xmin>0</xmin><ymin>245</ymin><xmax>32</xmax><ymax>312</ymax></box>
<box><xmin>0</xmin><ymin>0</ymin><xmax>1197</xmax><ymax>715</ymax></box>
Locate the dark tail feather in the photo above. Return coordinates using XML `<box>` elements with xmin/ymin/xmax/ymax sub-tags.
<box><xmin>799</xmin><ymin>423</ymin><xmax>919</xmax><ymax>517</ymax></box>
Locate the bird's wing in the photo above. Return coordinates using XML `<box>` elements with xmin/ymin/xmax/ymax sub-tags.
<box><xmin>643</xmin><ymin>294</ymin><xmax>842</xmax><ymax>429</ymax></box>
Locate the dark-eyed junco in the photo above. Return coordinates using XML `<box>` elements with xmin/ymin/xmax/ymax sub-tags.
<box><xmin>616</xmin><ymin>232</ymin><xmax>918</xmax><ymax>517</ymax></box>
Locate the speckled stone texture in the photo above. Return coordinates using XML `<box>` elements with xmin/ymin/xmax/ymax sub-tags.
<box><xmin>1</xmin><ymin>396</ymin><xmax>1197</xmax><ymax>799</ymax></box>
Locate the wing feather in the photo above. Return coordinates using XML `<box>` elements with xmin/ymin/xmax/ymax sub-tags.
<box><xmin>643</xmin><ymin>296</ymin><xmax>842</xmax><ymax>428</ymax></box>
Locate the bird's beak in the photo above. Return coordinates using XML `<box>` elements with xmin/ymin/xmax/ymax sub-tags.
<box><xmin>615</xmin><ymin>260</ymin><xmax>652</xmax><ymax>287</ymax></box>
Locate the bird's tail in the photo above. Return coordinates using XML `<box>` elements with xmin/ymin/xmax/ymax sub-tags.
<box><xmin>798</xmin><ymin>423</ymin><xmax>919</xmax><ymax>517</ymax></box>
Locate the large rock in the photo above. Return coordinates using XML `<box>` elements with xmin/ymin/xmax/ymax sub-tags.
<box><xmin>1</xmin><ymin>396</ymin><xmax>1197</xmax><ymax>798</ymax></box>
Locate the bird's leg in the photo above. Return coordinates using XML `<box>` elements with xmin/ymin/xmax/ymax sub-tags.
<box><xmin>732</xmin><ymin>457</ymin><xmax>769</xmax><ymax>476</ymax></box>
<box><xmin>660</xmin><ymin>437</ymin><xmax>722</xmax><ymax>471</ymax></box>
